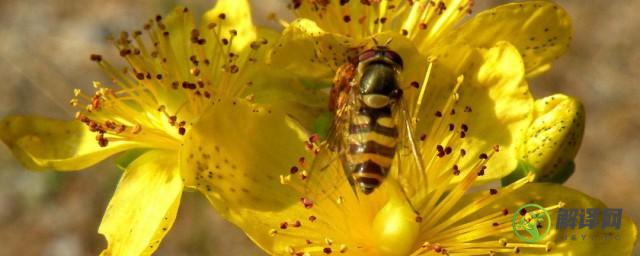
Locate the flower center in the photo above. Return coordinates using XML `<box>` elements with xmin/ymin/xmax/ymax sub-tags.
<box><xmin>372</xmin><ymin>195</ymin><xmax>420</xmax><ymax>256</ymax></box>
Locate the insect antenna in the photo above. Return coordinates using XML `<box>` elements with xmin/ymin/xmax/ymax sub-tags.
<box><xmin>383</xmin><ymin>37</ymin><xmax>393</xmax><ymax>46</ymax></box>
<box><xmin>372</xmin><ymin>37</ymin><xmax>380</xmax><ymax>47</ymax></box>
<box><xmin>371</xmin><ymin>37</ymin><xmax>393</xmax><ymax>48</ymax></box>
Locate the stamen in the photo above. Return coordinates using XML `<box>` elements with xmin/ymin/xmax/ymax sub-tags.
<box><xmin>412</xmin><ymin>56</ymin><xmax>435</xmax><ymax>122</ymax></box>
<box><xmin>73</xmin><ymin>8</ymin><xmax>263</xmax><ymax>151</ymax></box>
<box><xmin>267</xmin><ymin>12</ymin><xmax>290</xmax><ymax>28</ymax></box>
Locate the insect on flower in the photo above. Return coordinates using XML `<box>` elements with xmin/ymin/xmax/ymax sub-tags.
<box><xmin>303</xmin><ymin>38</ymin><xmax>425</xmax><ymax>215</ymax></box>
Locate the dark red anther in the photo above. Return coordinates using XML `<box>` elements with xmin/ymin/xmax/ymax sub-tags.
<box><xmin>90</xmin><ymin>54</ymin><xmax>102</xmax><ymax>62</ymax></box>
<box><xmin>91</xmin><ymin>96</ymin><xmax>101</xmax><ymax>110</ymax></box>
<box><xmin>168</xmin><ymin>116</ymin><xmax>177</xmax><ymax>125</ymax></box>
<box><xmin>477</xmin><ymin>165</ymin><xmax>486</xmax><ymax>176</ymax></box>
<box><xmin>300</xmin><ymin>197</ymin><xmax>314</xmax><ymax>209</ymax></box>
<box><xmin>309</xmin><ymin>134</ymin><xmax>321</xmax><ymax>143</ymax></box>
<box><xmin>304</xmin><ymin>141</ymin><xmax>314</xmax><ymax>151</ymax></box>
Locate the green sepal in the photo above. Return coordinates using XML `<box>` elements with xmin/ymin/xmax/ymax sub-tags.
<box><xmin>114</xmin><ymin>148</ymin><xmax>149</xmax><ymax>171</ymax></box>
<box><xmin>502</xmin><ymin>160</ymin><xmax>576</xmax><ymax>186</ymax></box>
<box><xmin>313</xmin><ymin>111</ymin><xmax>333</xmax><ymax>140</ymax></box>
<box><xmin>541</xmin><ymin>160</ymin><xmax>575</xmax><ymax>184</ymax></box>
<box><xmin>501</xmin><ymin>160</ymin><xmax>533</xmax><ymax>186</ymax></box>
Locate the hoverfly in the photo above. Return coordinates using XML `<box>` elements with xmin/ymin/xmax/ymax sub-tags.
<box><xmin>303</xmin><ymin>38</ymin><xmax>425</xmax><ymax>206</ymax></box>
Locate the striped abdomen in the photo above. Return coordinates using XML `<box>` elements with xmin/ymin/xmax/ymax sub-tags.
<box><xmin>346</xmin><ymin>105</ymin><xmax>398</xmax><ymax>194</ymax></box>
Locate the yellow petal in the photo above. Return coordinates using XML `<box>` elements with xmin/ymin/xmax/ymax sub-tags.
<box><xmin>268</xmin><ymin>18</ymin><xmax>357</xmax><ymax>79</ymax></box>
<box><xmin>440</xmin><ymin>1</ymin><xmax>572</xmax><ymax>77</ymax></box>
<box><xmin>467</xmin><ymin>183</ymin><xmax>637</xmax><ymax>255</ymax></box>
<box><xmin>245</xmin><ymin>63</ymin><xmax>328</xmax><ymax>127</ymax></box>
<box><xmin>0</xmin><ymin>116</ymin><xmax>138</xmax><ymax>171</ymax></box>
<box><xmin>408</xmin><ymin>0</ymin><xmax>475</xmax><ymax>51</ymax></box>
<box><xmin>180</xmin><ymin>97</ymin><xmax>316</xmax><ymax>252</ymax></box>
<box><xmin>180</xmin><ymin>97</ymin><xmax>305</xmax><ymax>211</ymax></box>
<box><xmin>416</xmin><ymin>42</ymin><xmax>533</xmax><ymax>185</ymax></box>
<box><xmin>162</xmin><ymin>6</ymin><xmax>197</xmax><ymax>81</ymax></box>
<box><xmin>98</xmin><ymin>150</ymin><xmax>182</xmax><ymax>256</ymax></box>
<box><xmin>200</xmin><ymin>0</ymin><xmax>256</xmax><ymax>53</ymax></box>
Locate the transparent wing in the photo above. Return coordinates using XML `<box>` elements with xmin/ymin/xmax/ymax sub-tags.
<box><xmin>302</xmin><ymin>65</ymin><xmax>360</xmax><ymax>206</ymax></box>
<box><xmin>392</xmin><ymin>94</ymin><xmax>427</xmax><ymax>192</ymax></box>
<box><xmin>300</xmin><ymin>142</ymin><xmax>344</xmax><ymax>201</ymax></box>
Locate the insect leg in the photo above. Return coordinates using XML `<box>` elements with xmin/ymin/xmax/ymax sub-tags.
<box><xmin>399</xmin><ymin>97</ymin><xmax>427</xmax><ymax>186</ymax></box>
<box><xmin>388</xmin><ymin>177</ymin><xmax>422</xmax><ymax>221</ymax></box>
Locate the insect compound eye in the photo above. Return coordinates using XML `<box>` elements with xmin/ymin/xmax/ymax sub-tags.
<box><xmin>358</xmin><ymin>49</ymin><xmax>378</xmax><ymax>63</ymax></box>
<box><xmin>384</xmin><ymin>50</ymin><xmax>404</xmax><ymax>69</ymax></box>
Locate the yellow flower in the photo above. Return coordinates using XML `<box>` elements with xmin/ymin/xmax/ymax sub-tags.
<box><xmin>0</xmin><ymin>1</ymin><xmax>322</xmax><ymax>255</ymax></box>
<box><xmin>179</xmin><ymin>1</ymin><xmax>638</xmax><ymax>255</ymax></box>
<box><xmin>185</xmin><ymin>40</ymin><xmax>637</xmax><ymax>256</ymax></box>
<box><xmin>261</xmin><ymin>0</ymin><xmax>581</xmax><ymax>187</ymax></box>
<box><xmin>268</xmin><ymin>1</ymin><xmax>570</xmax><ymax>183</ymax></box>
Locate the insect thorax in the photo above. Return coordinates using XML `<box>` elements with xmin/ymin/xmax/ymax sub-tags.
<box><xmin>358</xmin><ymin>61</ymin><xmax>401</xmax><ymax>109</ymax></box>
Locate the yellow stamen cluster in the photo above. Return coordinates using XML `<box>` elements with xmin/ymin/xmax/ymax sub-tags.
<box><xmin>286</xmin><ymin>0</ymin><xmax>472</xmax><ymax>44</ymax></box>
<box><xmin>69</xmin><ymin>7</ymin><xmax>269</xmax><ymax>149</ymax></box>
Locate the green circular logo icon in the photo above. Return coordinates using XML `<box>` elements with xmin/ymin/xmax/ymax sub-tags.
<box><xmin>511</xmin><ymin>204</ymin><xmax>552</xmax><ymax>243</ymax></box>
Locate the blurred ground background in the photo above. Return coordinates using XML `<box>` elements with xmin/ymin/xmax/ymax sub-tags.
<box><xmin>0</xmin><ymin>0</ymin><xmax>638</xmax><ymax>255</ymax></box>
